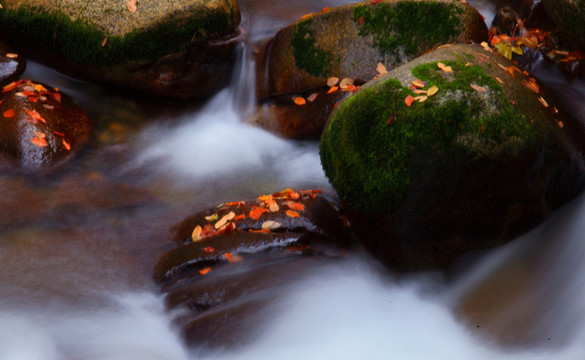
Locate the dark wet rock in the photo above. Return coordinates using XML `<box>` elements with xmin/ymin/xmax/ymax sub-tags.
<box><xmin>250</xmin><ymin>0</ymin><xmax>488</xmax><ymax>139</ymax></box>
<box><xmin>319</xmin><ymin>44</ymin><xmax>585</xmax><ymax>271</ymax></box>
<box><xmin>491</xmin><ymin>6</ymin><xmax>519</xmax><ymax>36</ymax></box>
<box><xmin>0</xmin><ymin>42</ymin><xmax>25</xmax><ymax>87</ymax></box>
<box><xmin>0</xmin><ymin>79</ymin><xmax>91</xmax><ymax>172</ymax></box>
<box><xmin>0</xmin><ymin>0</ymin><xmax>241</xmax><ymax>101</ymax></box>
<box><xmin>541</xmin><ymin>0</ymin><xmax>585</xmax><ymax>51</ymax></box>
<box><xmin>154</xmin><ymin>189</ymin><xmax>352</xmax><ymax>347</ymax></box>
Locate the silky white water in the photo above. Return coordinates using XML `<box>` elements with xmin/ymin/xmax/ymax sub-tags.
<box><xmin>2</xmin><ymin>0</ymin><xmax>585</xmax><ymax>359</ymax></box>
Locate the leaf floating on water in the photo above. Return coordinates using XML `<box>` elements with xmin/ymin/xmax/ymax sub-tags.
<box><xmin>307</xmin><ymin>93</ymin><xmax>318</xmax><ymax>102</ymax></box>
<box><xmin>215</xmin><ymin>211</ymin><xmax>235</xmax><ymax>229</ymax></box>
<box><xmin>205</xmin><ymin>213</ymin><xmax>219</xmax><ymax>222</ymax></box>
<box><xmin>192</xmin><ymin>225</ymin><xmax>203</xmax><ymax>242</ymax></box>
<box><xmin>469</xmin><ymin>83</ymin><xmax>487</xmax><ymax>93</ymax></box>
<box><xmin>3</xmin><ymin>109</ymin><xmax>15</xmax><ymax>118</ymax></box>
<box><xmin>376</xmin><ymin>62</ymin><xmax>387</xmax><ymax>75</ymax></box>
<box><xmin>437</xmin><ymin>62</ymin><xmax>452</xmax><ymax>72</ymax></box>
<box><xmin>286</xmin><ymin>210</ymin><xmax>300</xmax><ymax>218</ymax></box>
<box><xmin>293</xmin><ymin>96</ymin><xmax>306</xmax><ymax>105</ymax></box>
<box><xmin>327</xmin><ymin>77</ymin><xmax>339</xmax><ymax>87</ymax></box>
<box><xmin>30</xmin><ymin>136</ymin><xmax>48</xmax><ymax>147</ymax></box>
<box><xmin>199</xmin><ymin>267</ymin><xmax>212</xmax><ymax>275</ymax></box>
<box><xmin>404</xmin><ymin>95</ymin><xmax>414</xmax><ymax>107</ymax></box>
<box><xmin>427</xmin><ymin>85</ymin><xmax>438</xmax><ymax>96</ymax></box>
<box><xmin>262</xmin><ymin>220</ymin><xmax>282</xmax><ymax>230</ymax></box>
<box><xmin>249</xmin><ymin>207</ymin><xmax>269</xmax><ymax>220</ymax></box>
<box><xmin>127</xmin><ymin>0</ymin><xmax>137</xmax><ymax>13</ymax></box>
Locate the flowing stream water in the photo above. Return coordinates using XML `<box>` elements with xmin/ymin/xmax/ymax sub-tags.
<box><xmin>1</xmin><ymin>0</ymin><xmax>585</xmax><ymax>359</ymax></box>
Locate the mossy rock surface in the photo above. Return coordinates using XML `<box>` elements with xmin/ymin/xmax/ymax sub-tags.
<box><xmin>257</xmin><ymin>0</ymin><xmax>487</xmax><ymax>99</ymax></box>
<box><xmin>0</xmin><ymin>0</ymin><xmax>241</xmax><ymax>100</ymax></box>
<box><xmin>541</xmin><ymin>0</ymin><xmax>585</xmax><ymax>50</ymax></box>
<box><xmin>320</xmin><ymin>44</ymin><xmax>585</xmax><ymax>270</ymax></box>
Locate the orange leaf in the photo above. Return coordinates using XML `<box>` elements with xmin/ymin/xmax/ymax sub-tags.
<box><xmin>538</xmin><ymin>97</ymin><xmax>549</xmax><ymax>108</ymax></box>
<box><xmin>320</xmin><ymin>7</ymin><xmax>330</xmax><ymax>13</ymax></box>
<box><xmin>25</xmin><ymin>109</ymin><xmax>46</xmax><ymax>123</ymax></box>
<box><xmin>411</xmin><ymin>79</ymin><xmax>425</xmax><ymax>88</ymax></box>
<box><xmin>224</xmin><ymin>252</ymin><xmax>244</xmax><ymax>263</ymax></box>
<box><xmin>52</xmin><ymin>92</ymin><xmax>61</xmax><ymax>103</ymax></box>
<box><xmin>234</xmin><ymin>214</ymin><xmax>245</xmax><ymax>221</ymax></box>
<box><xmin>469</xmin><ymin>83</ymin><xmax>487</xmax><ymax>92</ymax></box>
<box><xmin>199</xmin><ymin>267</ymin><xmax>212</xmax><ymax>275</ymax></box>
<box><xmin>3</xmin><ymin>109</ymin><xmax>15</xmax><ymax>118</ymax></box>
<box><xmin>293</xmin><ymin>96</ymin><xmax>306</xmax><ymax>105</ymax></box>
<box><xmin>404</xmin><ymin>95</ymin><xmax>414</xmax><ymax>107</ymax></box>
<box><xmin>285</xmin><ymin>202</ymin><xmax>305</xmax><ymax>211</ymax></box>
<box><xmin>249</xmin><ymin>207</ymin><xmax>269</xmax><ymax>220</ymax></box>
<box><xmin>327</xmin><ymin>86</ymin><xmax>339</xmax><ymax>94</ymax></box>
<box><xmin>286</xmin><ymin>210</ymin><xmax>300</xmax><ymax>218</ymax></box>
<box><xmin>300</xmin><ymin>13</ymin><xmax>313</xmax><ymax>20</ymax></box>
<box><xmin>376</xmin><ymin>62</ymin><xmax>388</xmax><ymax>75</ymax></box>
<box><xmin>127</xmin><ymin>0</ymin><xmax>137</xmax><ymax>13</ymax></box>
<box><xmin>5</xmin><ymin>53</ymin><xmax>18</xmax><ymax>59</ymax></box>
<box><xmin>30</xmin><ymin>137</ymin><xmax>48</xmax><ymax>147</ymax></box>
<box><xmin>204</xmin><ymin>246</ymin><xmax>215</xmax><ymax>253</ymax></box>
<box><xmin>437</xmin><ymin>62</ymin><xmax>452</xmax><ymax>72</ymax></box>
<box><xmin>249</xmin><ymin>228</ymin><xmax>271</xmax><ymax>233</ymax></box>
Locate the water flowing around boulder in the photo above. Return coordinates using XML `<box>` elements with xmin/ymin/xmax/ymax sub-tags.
<box><xmin>320</xmin><ymin>44</ymin><xmax>585</xmax><ymax>270</ymax></box>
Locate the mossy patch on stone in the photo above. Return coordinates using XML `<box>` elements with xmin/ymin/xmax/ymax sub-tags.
<box><xmin>290</xmin><ymin>19</ymin><xmax>336</xmax><ymax>77</ymax></box>
<box><xmin>353</xmin><ymin>1</ymin><xmax>463</xmax><ymax>58</ymax></box>
<box><xmin>320</xmin><ymin>59</ymin><xmax>533</xmax><ymax>214</ymax></box>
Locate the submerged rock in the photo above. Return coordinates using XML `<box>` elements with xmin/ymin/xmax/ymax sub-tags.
<box><xmin>320</xmin><ymin>44</ymin><xmax>585</xmax><ymax>270</ymax></box>
<box><xmin>0</xmin><ymin>42</ymin><xmax>25</xmax><ymax>87</ymax></box>
<box><xmin>0</xmin><ymin>0</ymin><xmax>242</xmax><ymax>100</ymax></box>
<box><xmin>154</xmin><ymin>189</ymin><xmax>352</xmax><ymax>347</ymax></box>
<box><xmin>0</xmin><ymin>79</ymin><xmax>91</xmax><ymax>172</ymax></box>
<box><xmin>251</xmin><ymin>0</ymin><xmax>488</xmax><ymax>139</ymax></box>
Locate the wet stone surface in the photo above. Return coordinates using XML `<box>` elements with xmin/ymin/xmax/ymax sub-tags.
<box><xmin>0</xmin><ymin>42</ymin><xmax>25</xmax><ymax>87</ymax></box>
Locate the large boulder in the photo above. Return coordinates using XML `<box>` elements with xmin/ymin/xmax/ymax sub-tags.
<box><xmin>0</xmin><ymin>42</ymin><xmax>25</xmax><ymax>87</ymax></box>
<box><xmin>0</xmin><ymin>0</ymin><xmax>241</xmax><ymax>100</ymax></box>
<box><xmin>154</xmin><ymin>189</ymin><xmax>352</xmax><ymax>347</ymax></box>
<box><xmin>0</xmin><ymin>79</ymin><xmax>92</xmax><ymax>172</ymax></box>
<box><xmin>541</xmin><ymin>0</ymin><xmax>585</xmax><ymax>51</ymax></box>
<box><xmin>320</xmin><ymin>44</ymin><xmax>585</xmax><ymax>270</ymax></box>
<box><xmin>250</xmin><ymin>0</ymin><xmax>488</xmax><ymax>139</ymax></box>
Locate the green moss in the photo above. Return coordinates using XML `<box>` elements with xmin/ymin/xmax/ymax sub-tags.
<box><xmin>291</xmin><ymin>19</ymin><xmax>335</xmax><ymax>77</ymax></box>
<box><xmin>0</xmin><ymin>4</ymin><xmax>236</xmax><ymax>65</ymax></box>
<box><xmin>352</xmin><ymin>2</ymin><xmax>463</xmax><ymax>57</ymax></box>
<box><xmin>320</xmin><ymin>60</ymin><xmax>533</xmax><ymax>214</ymax></box>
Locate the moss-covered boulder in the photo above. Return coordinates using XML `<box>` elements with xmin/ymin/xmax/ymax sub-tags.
<box><xmin>252</xmin><ymin>0</ymin><xmax>488</xmax><ymax>139</ymax></box>
<box><xmin>541</xmin><ymin>0</ymin><xmax>585</xmax><ymax>51</ymax></box>
<box><xmin>0</xmin><ymin>0</ymin><xmax>241</xmax><ymax>100</ymax></box>
<box><xmin>0</xmin><ymin>79</ymin><xmax>91</xmax><ymax>172</ymax></box>
<box><xmin>0</xmin><ymin>42</ymin><xmax>25</xmax><ymax>87</ymax></box>
<box><xmin>320</xmin><ymin>44</ymin><xmax>585</xmax><ymax>270</ymax></box>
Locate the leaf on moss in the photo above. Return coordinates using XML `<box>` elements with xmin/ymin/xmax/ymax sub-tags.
<box><xmin>469</xmin><ymin>83</ymin><xmax>487</xmax><ymax>92</ymax></box>
<box><xmin>437</xmin><ymin>62</ymin><xmax>452</xmax><ymax>72</ymax></box>
<box><xmin>427</xmin><ymin>85</ymin><xmax>438</xmax><ymax>96</ymax></box>
<box><xmin>404</xmin><ymin>95</ymin><xmax>414</xmax><ymax>107</ymax></box>
<box><xmin>250</xmin><ymin>207</ymin><xmax>269</xmax><ymax>220</ymax></box>
<box><xmin>413</xmin><ymin>95</ymin><xmax>428</xmax><ymax>102</ymax></box>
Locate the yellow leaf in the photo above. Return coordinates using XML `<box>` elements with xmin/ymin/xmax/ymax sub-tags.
<box><xmin>215</xmin><ymin>211</ymin><xmax>235</xmax><ymax>229</ymax></box>
<box><xmin>262</xmin><ymin>220</ymin><xmax>282</xmax><ymax>230</ymax></box>
<box><xmin>427</xmin><ymin>85</ymin><xmax>438</xmax><ymax>96</ymax></box>
<box><xmin>413</xmin><ymin>95</ymin><xmax>428</xmax><ymax>103</ymax></box>
<box><xmin>191</xmin><ymin>225</ymin><xmax>203</xmax><ymax>242</ymax></box>
<box><xmin>205</xmin><ymin>213</ymin><xmax>219</xmax><ymax>221</ymax></box>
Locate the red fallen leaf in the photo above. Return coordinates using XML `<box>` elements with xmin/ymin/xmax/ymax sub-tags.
<box><xmin>249</xmin><ymin>207</ymin><xmax>269</xmax><ymax>220</ymax></box>
<box><xmin>358</xmin><ymin>16</ymin><xmax>364</xmax><ymax>25</ymax></box>
<box><xmin>224</xmin><ymin>252</ymin><xmax>244</xmax><ymax>263</ymax></box>
<box><xmin>387</xmin><ymin>111</ymin><xmax>396</xmax><ymax>125</ymax></box>
<box><xmin>30</xmin><ymin>136</ymin><xmax>48</xmax><ymax>147</ymax></box>
<box><xmin>404</xmin><ymin>95</ymin><xmax>414</xmax><ymax>107</ymax></box>
<box><xmin>285</xmin><ymin>202</ymin><xmax>305</xmax><ymax>211</ymax></box>
<box><xmin>249</xmin><ymin>228</ymin><xmax>271</xmax><ymax>233</ymax></box>
<box><xmin>199</xmin><ymin>267</ymin><xmax>212</xmax><ymax>275</ymax></box>
<box><xmin>52</xmin><ymin>92</ymin><xmax>61</xmax><ymax>103</ymax></box>
<box><xmin>234</xmin><ymin>214</ymin><xmax>245</xmax><ymax>221</ymax></box>
<box><xmin>204</xmin><ymin>246</ymin><xmax>215</xmax><ymax>253</ymax></box>
<box><xmin>320</xmin><ymin>7</ymin><xmax>330</xmax><ymax>13</ymax></box>
<box><xmin>3</xmin><ymin>109</ymin><xmax>15</xmax><ymax>118</ymax></box>
<box><xmin>224</xmin><ymin>201</ymin><xmax>245</xmax><ymax>207</ymax></box>
<box><xmin>102</xmin><ymin>38</ymin><xmax>108</xmax><ymax>47</ymax></box>
<box><xmin>25</xmin><ymin>109</ymin><xmax>46</xmax><ymax>123</ymax></box>
<box><xmin>286</xmin><ymin>210</ymin><xmax>300</xmax><ymax>218</ymax></box>
<box><xmin>53</xmin><ymin>131</ymin><xmax>65</xmax><ymax>137</ymax></box>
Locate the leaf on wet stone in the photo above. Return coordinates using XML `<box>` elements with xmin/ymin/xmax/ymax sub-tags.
<box><xmin>199</xmin><ymin>267</ymin><xmax>212</xmax><ymax>275</ymax></box>
<box><xmin>307</xmin><ymin>93</ymin><xmax>318</xmax><ymax>102</ymax></box>
<box><xmin>327</xmin><ymin>86</ymin><xmax>339</xmax><ymax>94</ymax></box>
<box><xmin>205</xmin><ymin>213</ymin><xmax>219</xmax><ymax>221</ymax></box>
<box><xmin>327</xmin><ymin>77</ymin><xmax>339</xmax><ymax>87</ymax></box>
<box><xmin>3</xmin><ymin>109</ymin><xmax>15</xmax><ymax>118</ymax></box>
<box><xmin>214</xmin><ymin>211</ymin><xmax>235</xmax><ymax>229</ymax></box>
<box><xmin>286</xmin><ymin>210</ymin><xmax>300</xmax><ymax>218</ymax></box>
<box><xmin>62</xmin><ymin>139</ymin><xmax>71</xmax><ymax>151</ymax></box>
<box><xmin>376</xmin><ymin>62</ymin><xmax>387</xmax><ymax>75</ymax></box>
<box><xmin>262</xmin><ymin>220</ymin><xmax>282</xmax><ymax>230</ymax></box>
<box><xmin>5</xmin><ymin>53</ymin><xmax>18</xmax><ymax>59</ymax></box>
<box><xmin>249</xmin><ymin>207</ymin><xmax>269</xmax><ymax>220</ymax></box>
<box><xmin>224</xmin><ymin>252</ymin><xmax>244</xmax><ymax>263</ymax></box>
<box><xmin>339</xmin><ymin>78</ymin><xmax>354</xmax><ymax>89</ymax></box>
<box><xmin>30</xmin><ymin>137</ymin><xmax>48</xmax><ymax>147</ymax></box>
<box><xmin>285</xmin><ymin>202</ymin><xmax>305</xmax><ymax>211</ymax></box>
<box><xmin>204</xmin><ymin>246</ymin><xmax>215</xmax><ymax>253</ymax></box>
<box><xmin>234</xmin><ymin>214</ymin><xmax>245</xmax><ymax>221</ymax></box>
<box><xmin>293</xmin><ymin>97</ymin><xmax>306</xmax><ymax>105</ymax></box>
<box><xmin>191</xmin><ymin>225</ymin><xmax>203</xmax><ymax>242</ymax></box>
